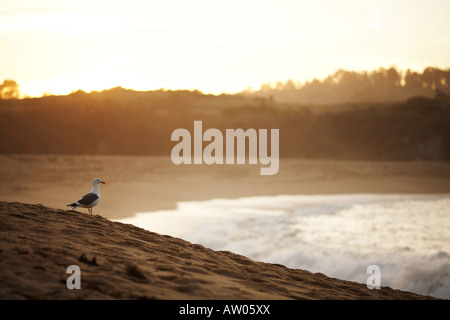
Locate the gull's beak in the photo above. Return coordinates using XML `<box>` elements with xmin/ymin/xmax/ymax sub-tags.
<box><xmin>101</xmin><ymin>181</ymin><xmax>106</xmax><ymax>184</ymax></box>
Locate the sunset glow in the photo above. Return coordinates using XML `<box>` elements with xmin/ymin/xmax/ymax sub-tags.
<box><xmin>1</xmin><ymin>0</ymin><xmax>449</xmax><ymax>97</ymax></box>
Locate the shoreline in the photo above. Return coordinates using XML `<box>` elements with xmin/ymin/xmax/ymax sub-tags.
<box><xmin>1</xmin><ymin>154</ymin><xmax>450</xmax><ymax>220</ymax></box>
<box><xmin>116</xmin><ymin>193</ymin><xmax>450</xmax><ymax>299</ymax></box>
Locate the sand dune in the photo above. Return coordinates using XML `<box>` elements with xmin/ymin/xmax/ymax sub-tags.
<box><xmin>0</xmin><ymin>201</ymin><xmax>437</xmax><ymax>300</ymax></box>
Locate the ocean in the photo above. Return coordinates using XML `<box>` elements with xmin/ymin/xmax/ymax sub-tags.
<box><xmin>118</xmin><ymin>194</ymin><xmax>450</xmax><ymax>299</ymax></box>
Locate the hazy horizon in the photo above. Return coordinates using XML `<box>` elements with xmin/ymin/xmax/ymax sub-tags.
<box><xmin>1</xmin><ymin>0</ymin><xmax>449</xmax><ymax>98</ymax></box>
<box><xmin>2</xmin><ymin>64</ymin><xmax>449</xmax><ymax>100</ymax></box>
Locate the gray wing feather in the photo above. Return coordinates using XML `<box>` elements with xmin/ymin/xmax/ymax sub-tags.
<box><xmin>77</xmin><ymin>193</ymin><xmax>99</xmax><ymax>205</ymax></box>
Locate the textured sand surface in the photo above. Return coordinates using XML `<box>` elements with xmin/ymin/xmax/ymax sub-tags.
<box><xmin>0</xmin><ymin>202</ymin><xmax>437</xmax><ymax>300</ymax></box>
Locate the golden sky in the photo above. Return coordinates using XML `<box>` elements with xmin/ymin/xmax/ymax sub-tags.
<box><xmin>1</xmin><ymin>0</ymin><xmax>449</xmax><ymax>97</ymax></box>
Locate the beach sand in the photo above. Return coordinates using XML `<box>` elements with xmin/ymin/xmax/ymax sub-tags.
<box><xmin>1</xmin><ymin>154</ymin><xmax>450</xmax><ymax>220</ymax></box>
<box><xmin>1</xmin><ymin>155</ymin><xmax>448</xmax><ymax>300</ymax></box>
<box><xmin>0</xmin><ymin>201</ymin><xmax>437</xmax><ymax>300</ymax></box>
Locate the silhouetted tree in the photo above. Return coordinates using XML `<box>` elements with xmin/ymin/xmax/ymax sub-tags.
<box><xmin>404</xmin><ymin>69</ymin><xmax>423</xmax><ymax>89</ymax></box>
<box><xmin>386</xmin><ymin>67</ymin><xmax>401</xmax><ymax>87</ymax></box>
<box><xmin>251</xmin><ymin>67</ymin><xmax>450</xmax><ymax>104</ymax></box>
<box><xmin>0</xmin><ymin>80</ymin><xmax>20</xmax><ymax>99</ymax></box>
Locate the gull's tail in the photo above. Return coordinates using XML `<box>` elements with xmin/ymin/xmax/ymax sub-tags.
<box><xmin>67</xmin><ymin>202</ymin><xmax>80</xmax><ymax>209</ymax></box>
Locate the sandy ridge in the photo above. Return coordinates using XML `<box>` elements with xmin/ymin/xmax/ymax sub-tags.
<box><xmin>0</xmin><ymin>201</ymin><xmax>437</xmax><ymax>300</ymax></box>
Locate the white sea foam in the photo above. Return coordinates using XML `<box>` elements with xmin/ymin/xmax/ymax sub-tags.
<box><xmin>119</xmin><ymin>194</ymin><xmax>450</xmax><ymax>299</ymax></box>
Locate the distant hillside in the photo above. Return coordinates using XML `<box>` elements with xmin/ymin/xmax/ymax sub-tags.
<box><xmin>0</xmin><ymin>201</ymin><xmax>436</xmax><ymax>300</ymax></box>
<box><xmin>0</xmin><ymin>87</ymin><xmax>449</xmax><ymax>161</ymax></box>
<box><xmin>247</xmin><ymin>66</ymin><xmax>450</xmax><ymax>104</ymax></box>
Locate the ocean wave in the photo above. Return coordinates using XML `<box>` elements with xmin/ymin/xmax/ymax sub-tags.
<box><xmin>120</xmin><ymin>194</ymin><xmax>450</xmax><ymax>298</ymax></box>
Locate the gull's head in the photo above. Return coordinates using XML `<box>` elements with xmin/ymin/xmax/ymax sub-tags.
<box><xmin>93</xmin><ymin>178</ymin><xmax>106</xmax><ymax>185</ymax></box>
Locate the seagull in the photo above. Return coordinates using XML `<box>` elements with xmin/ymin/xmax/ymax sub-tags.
<box><xmin>67</xmin><ymin>178</ymin><xmax>105</xmax><ymax>215</ymax></box>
